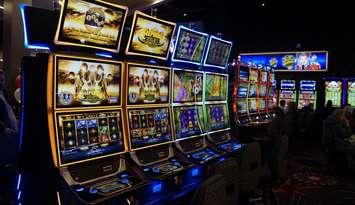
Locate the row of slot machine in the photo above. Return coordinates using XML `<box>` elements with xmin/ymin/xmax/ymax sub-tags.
<box><xmin>19</xmin><ymin>0</ymin><xmax>241</xmax><ymax>204</ymax></box>
<box><xmin>232</xmin><ymin>63</ymin><xmax>277</xmax><ymax>126</ymax></box>
<box><xmin>325</xmin><ymin>79</ymin><xmax>355</xmax><ymax>108</ymax></box>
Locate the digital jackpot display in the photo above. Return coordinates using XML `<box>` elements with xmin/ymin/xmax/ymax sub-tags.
<box><xmin>205</xmin><ymin>73</ymin><xmax>228</xmax><ymax>101</ymax></box>
<box><xmin>173</xmin><ymin>69</ymin><xmax>203</xmax><ymax>103</ymax></box>
<box><xmin>203</xmin><ymin>36</ymin><xmax>232</xmax><ymax>69</ymax></box>
<box><xmin>280</xmin><ymin>80</ymin><xmax>296</xmax><ymax>90</ymax></box>
<box><xmin>54</xmin><ymin>0</ymin><xmax>128</xmax><ymax>52</ymax></box>
<box><xmin>240</xmin><ymin>51</ymin><xmax>328</xmax><ymax>72</ymax></box>
<box><xmin>56</xmin><ymin>110</ymin><xmax>124</xmax><ymax>165</ymax></box>
<box><xmin>325</xmin><ymin>81</ymin><xmax>342</xmax><ymax>107</ymax></box>
<box><xmin>205</xmin><ymin>103</ymin><xmax>229</xmax><ymax>131</ymax></box>
<box><xmin>348</xmin><ymin>81</ymin><xmax>355</xmax><ymax>107</ymax></box>
<box><xmin>128</xmin><ymin>107</ymin><xmax>172</xmax><ymax>150</ymax></box>
<box><xmin>172</xmin><ymin>26</ymin><xmax>208</xmax><ymax>65</ymax></box>
<box><xmin>126</xmin><ymin>11</ymin><xmax>176</xmax><ymax>60</ymax></box>
<box><xmin>173</xmin><ymin>105</ymin><xmax>205</xmax><ymax>140</ymax></box>
<box><xmin>127</xmin><ymin>64</ymin><xmax>170</xmax><ymax>105</ymax></box>
<box><xmin>55</xmin><ymin>55</ymin><xmax>121</xmax><ymax>108</ymax></box>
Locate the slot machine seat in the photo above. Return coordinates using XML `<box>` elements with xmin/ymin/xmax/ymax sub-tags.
<box><xmin>191</xmin><ymin>174</ymin><xmax>228</xmax><ymax>205</ymax></box>
<box><xmin>238</xmin><ymin>142</ymin><xmax>262</xmax><ymax>193</ymax></box>
<box><xmin>212</xmin><ymin>158</ymin><xmax>240</xmax><ymax>205</ymax></box>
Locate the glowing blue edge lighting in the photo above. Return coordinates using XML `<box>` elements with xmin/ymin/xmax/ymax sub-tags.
<box><xmin>171</xmin><ymin>26</ymin><xmax>209</xmax><ymax>66</ymax></box>
<box><xmin>95</xmin><ymin>52</ymin><xmax>113</xmax><ymax>58</ymax></box>
<box><xmin>17</xmin><ymin>191</ymin><xmax>21</xmax><ymax>201</ymax></box>
<box><xmin>17</xmin><ymin>174</ymin><xmax>22</xmax><ymax>190</ymax></box>
<box><xmin>203</xmin><ymin>35</ymin><xmax>233</xmax><ymax>69</ymax></box>
<box><xmin>152</xmin><ymin>182</ymin><xmax>162</xmax><ymax>193</ymax></box>
<box><xmin>20</xmin><ymin>4</ymin><xmax>50</xmax><ymax>50</ymax></box>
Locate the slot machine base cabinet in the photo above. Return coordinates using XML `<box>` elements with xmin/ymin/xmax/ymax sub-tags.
<box><xmin>59</xmin><ymin>156</ymin><xmax>149</xmax><ymax>204</ymax></box>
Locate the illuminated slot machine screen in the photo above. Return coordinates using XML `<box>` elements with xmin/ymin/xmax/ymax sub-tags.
<box><xmin>259</xmin><ymin>85</ymin><xmax>267</xmax><ymax>97</ymax></box>
<box><xmin>173</xmin><ymin>105</ymin><xmax>205</xmax><ymax>140</ymax></box>
<box><xmin>248</xmin><ymin>99</ymin><xmax>257</xmax><ymax>113</ymax></box>
<box><xmin>203</xmin><ymin>36</ymin><xmax>232</xmax><ymax>69</ymax></box>
<box><xmin>237</xmin><ymin>100</ymin><xmax>248</xmax><ymax>115</ymax></box>
<box><xmin>237</xmin><ymin>82</ymin><xmax>248</xmax><ymax>98</ymax></box>
<box><xmin>325</xmin><ymin>81</ymin><xmax>342</xmax><ymax>107</ymax></box>
<box><xmin>268</xmin><ymin>99</ymin><xmax>275</xmax><ymax>109</ymax></box>
<box><xmin>248</xmin><ymin>83</ymin><xmax>257</xmax><ymax>98</ymax></box>
<box><xmin>54</xmin><ymin>0</ymin><xmax>128</xmax><ymax>52</ymax></box>
<box><xmin>239</xmin><ymin>67</ymin><xmax>249</xmax><ymax>82</ymax></box>
<box><xmin>55</xmin><ymin>110</ymin><xmax>124</xmax><ymax>166</ymax></box>
<box><xmin>261</xmin><ymin>71</ymin><xmax>268</xmax><ymax>83</ymax></box>
<box><xmin>126</xmin><ymin>11</ymin><xmax>176</xmax><ymax>60</ymax></box>
<box><xmin>270</xmin><ymin>73</ymin><xmax>275</xmax><ymax>83</ymax></box>
<box><xmin>172</xmin><ymin>26</ymin><xmax>208</xmax><ymax>65</ymax></box>
<box><xmin>205</xmin><ymin>103</ymin><xmax>229</xmax><ymax>131</ymax></box>
<box><xmin>55</xmin><ymin>55</ymin><xmax>121</xmax><ymax>108</ymax></box>
<box><xmin>127</xmin><ymin>63</ymin><xmax>170</xmax><ymax>105</ymax></box>
<box><xmin>249</xmin><ymin>69</ymin><xmax>259</xmax><ymax>83</ymax></box>
<box><xmin>259</xmin><ymin>100</ymin><xmax>266</xmax><ymax>111</ymax></box>
<box><xmin>348</xmin><ymin>81</ymin><xmax>355</xmax><ymax>107</ymax></box>
<box><xmin>280</xmin><ymin>80</ymin><xmax>296</xmax><ymax>90</ymax></box>
<box><xmin>128</xmin><ymin>107</ymin><xmax>172</xmax><ymax>150</ymax></box>
<box><xmin>173</xmin><ymin>69</ymin><xmax>203</xmax><ymax>103</ymax></box>
<box><xmin>300</xmin><ymin>80</ymin><xmax>316</xmax><ymax>91</ymax></box>
<box><xmin>205</xmin><ymin>73</ymin><xmax>228</xmax><ymax>101</ymax></box>
<box><xmin>298</xmin><ymin>91</ymin><xmax>316</xmax><ymax>108</ymax></box>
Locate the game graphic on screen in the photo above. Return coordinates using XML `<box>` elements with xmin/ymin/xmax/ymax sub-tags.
<box><xmin>280</xmin><ymin>90</ymin><xmax>296</xmax><ymax>99</ymax></box>
<box><xmin>173</xmin><ymin>70</ymin><xmax>203</xmax><ymax>103</ymax></box>
<box><xmin>270</xmin><ymin>73</ymin><xmax>275</xmax><ymax>83</ymax></box>
<box><xmin>268</xmin><ymin>87</ymin><xmax>277</xmax><ymax>97</ymax></box>
<box><xmin>173</xmin><ymin>105</ymin><xmax>205</xmax><ymax>140</ymax></box>
<box><xmin>127</xmin><ymin>64</ymin><xmax>170</xmax><ymax>105</ymax></box>
<box><xmin>54</xmin><ymin>0</ymin><xmax>127</xmax><ymax>52</ymax></box>
<box><xmin>300</xmin><ymin>80</ymin><xmax>316</xmax><ymax>90</ymax></box>
<box><xmin>281</xmin><ymin>80</ymin><xmax>296</xmax><ymax>90</ymax></box>
<box><xmin>248</xmin><ymin>99</ymin><xmax>257</xmax><ymax>113</ymax></box>
<box><xmin>259</xmin><ymin>85</ymin><xmax>267</xmax><ymax>97</ymax></box>
<box><xmin>237</xmin><ymin>82</ymin><xmax>248</xmax><ymax>97</ymax></box>
<box><xmin>262</xmin><ymin>71</ymin><xmax>268</xmax><ymax>83</ymax></box>
<box><xmin>248</xmin><ymin>84</ymin><xmax>257</xmax><ymax>98</ymax></box>
<box><xmin>348</xmin><ymin>81</ymin><xmax>355</xmax><ymax>107</ymax></box>
<box><xmin>205</xmin><ymin>74</ymin><xmax>227</xmax><ymax>101</ymax></box>
<box><xmin>237</xmin><ymin>100</ymin><xmax>248</xmax><ymax>115</ymax></box>
<box><xmin>126</xmin><ymin>11</ymin><xmax>176</xmax><ymax>60</ymax></box>
<box><xmin>128</xmin><ymin>107</ymin><xmax>172</xmax><ymax>149</ymax></box>
<box><xmin>249</xmin><ymin>69</ymin><xmax>258</xmax><ymax>82</ymax></box>
<box><xmin>203</xmin><ymin>36</ymin><xmax>232</xmax><ymax>68</ymax></box>
<box><xmin>56</xmin><ymin>110</ymin><xmax>124</xmax><ymax>165</ymax></box>
<box><xmin>325</xmin><ymin>81</ymin><xmax>342</xmax><ymax>107</ymax></box>
<box><xmin>172</xmin><ymin>26</ymin><xmax>208</xmax><ymax>64</ymax></box>
<box><xmin>56</xmin><ymin>56</ymin><xmax>121</xmax><ymax>108</ymax></box>
<box><xmin>298</xmin><ymin>91</ymin><xmax>316</xmax><ymax>109</ymax></box>
<box><xmin>239</xmin><ymin>68</ymin><xmax>249</xmax><ymax>81</ymax></box>
<box><xmin>259</xmin><ymin>100</ymin><xmax>266</xmax><ymax>111</ymax></box>
<box><xmin>205</xmin><ymin>104</ymin><xmax>229</xmax><ymax>131</ymax></box>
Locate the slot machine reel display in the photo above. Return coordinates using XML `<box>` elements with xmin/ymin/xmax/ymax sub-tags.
<box><xmin>298</xmin><ymin>80</ymin><xmax>317</xmax><ymax>110</ymax></box>
<box><xmin>324</xmin><ymin>81</ymin><xmax>342</xmax><ymax>107</ymax></box>
<box><xmin>279</xmin><ymin>80</ymin><xmax>297</xmax><ymax>108</ymax></box>
<box><xmin>348</xmin><ymin>80</ymin><xmax>355</xmax><ymax>107</ymax></box>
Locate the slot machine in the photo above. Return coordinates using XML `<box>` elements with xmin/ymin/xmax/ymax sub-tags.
<box><xmin>279</xmin><ymin>80</ymin><xmax>297</xmax><ymax>108</ymax></box>
<box><xmin>267</xmin><ymin>71</ymin><xmax>277</xmax><ymax>117</ymax></box>
<box><xmin>19</xmin><ymin>1</ymin><xmax>149</xmax><ymax>204</ymax></box>
<box><xmin>346</xmin><ymin>79</ymin><xmax>355</xmax><ymax>107</ymax></box>
<box><xmin>258</xmin><ymin>69</ymin><xmax>271</xmax><ymax>121</ymax></box>
<box><xmin>171</xmin><ymin>28</ymin><xmax>225</xmax><ymax>165</ymax></box>
<box><xmin>248</xmin><ymin>67</ymin><xmax>262</xmax><ymax>123</ymax></box>
<box><xmin>233</xmin><ymin>63</ymin><xmax>252</xmax><ymax>125</ymax></box>
<box><xmin>124</xmin><ymin>12</ymin><xmax>196</xmax><ymax>194</ymax></box>
<box><xmin>298</xmin><ymin>80</ymin><xmax>317</xmax><ymax>110</ymax></box>
<box><xmin>324</xmin><ymin>80</ymin><xmax>343</xmax><ymax>107</ymax></box>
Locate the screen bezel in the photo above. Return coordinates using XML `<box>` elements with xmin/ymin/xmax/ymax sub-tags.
<box><xmin>54</xmin><ymin>108</ymin><xmax>126</xmax><ymax>167</ymax></box>
<box><xmin>172</xmin><ymin>68</ymin><xmax>204</xmax><ymax>104</ymax></box>
<box><xmin>172</xmin><ymin>26</ymin><xmax>209</xmax><ymax>65</ymax></box>
<box><xmin>53</xmin><ymin>0</ymin><xmax>128</xmax><ymax>53</ymax></box>
<box><xmin>172</xmin><ymin>104</ymin><xmax>206</xmax><ymax>141</ymax></box>
<box><xmin>203</xmin><ymin>35</ymin><xmax>233</xmax><ymax>69</ymax></box>
<box><xmin>125</xmin><ymin>10</ymin><xmax>176</xmax><ymax>60</ymax></box>
<box><xmin>126</xmin><ymin>63</ymin><xmax>171</xmax><ymax>106</ymax></box>
<box><xmin>204</xmin><ymin>72</ymin><xmax>228</xmax><ymax>102</ymax></box>
<box><xmin>126</xmin><ymin>106</ymin><xmax>173</xmax><ymax>151</ymax></box>
<box><xmin>53</xmin><ymin>54</ymin><xmax>123</xmax><ymax>110</ymax></box>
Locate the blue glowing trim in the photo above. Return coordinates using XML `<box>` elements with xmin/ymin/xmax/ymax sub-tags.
<box><xmin>95</xmin><ymin>52</ymin><xmax>113</xmax><ymax>58</ymax></box>
<box><xmin>20</xmin><ymin>4</ymin><xmax>50</xmax><ymax>50</ymax></box>
<box><xmin>17</xmin><ymin>191</ymin><xmax>21</xmax><ymax>201</ymax></box>
<box><xmin>152</xmin><ymin>182</ymin><xmax>162</xmax><ymax>193</ymax></box>
<box><xmin>171</xmin><ymin>26</ymin><xmax>209</xmax><ymax>65</ymax></box>
<box><xmin>17</xmin><ymin>174</ymin><xmax>22</xmax><ymax>190</ymax></box>
<box><xmin>219</xmin><ymin>157</ymin><xmax>225</xmax><ymax>162</ymax></box>
<box><xmin>149</xmin><ymin>59</ymin><xmax>157</xmax><ymax>64</ymax></box>
<box><xmin>203</xmin><ymin>35</ymin><xmax>233</xmax><ymax>69</ymax></box>
<box><xmin>191</xmin><ymin>168</ymin><xmax>199</xmax><ymax>177</ymax></box>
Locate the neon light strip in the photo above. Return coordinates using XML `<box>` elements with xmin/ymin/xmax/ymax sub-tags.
<box><xmin>171</xmin><ymin>26</ymin><xmax>209</xmax><ymax>65</ymax></box>
<box><xmin>17</xmin><ymin>174</ymin><xmax>22</xmax><ymax>190</ymax></box>
<box><xmin>95</xmin><ymin>52</ymin><xmax>113</xmax><ymax>58</ymax></box>
<box><xmin>20</xmin><ymin>4</ymin><xmax>50</xmax><ymax>50</ymax></box>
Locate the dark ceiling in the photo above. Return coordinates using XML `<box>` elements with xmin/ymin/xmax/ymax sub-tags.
<box><xmin>151</xmin><ymin>0</ymin><xmax>355</xmax><ymax>75</ymax></box>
